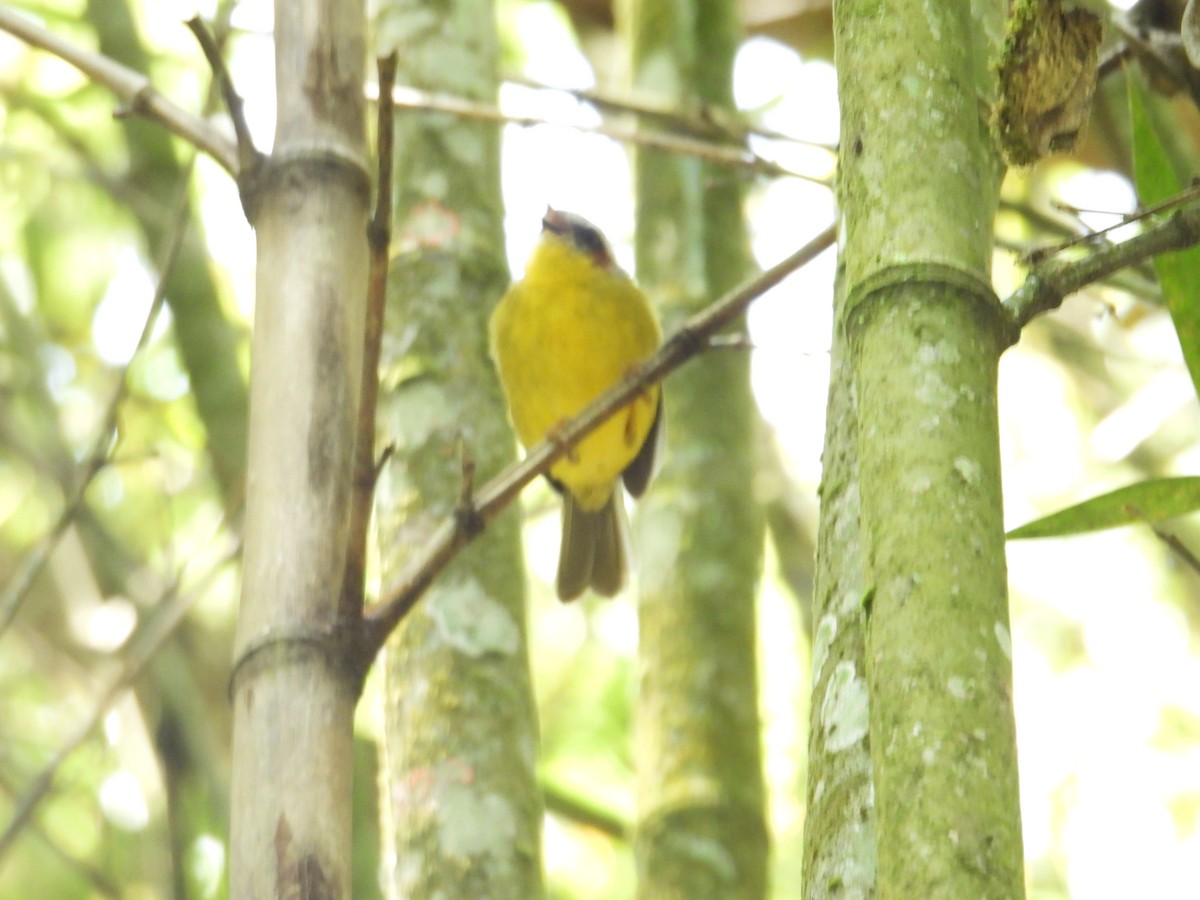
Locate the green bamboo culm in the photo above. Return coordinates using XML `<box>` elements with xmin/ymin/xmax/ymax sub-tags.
<box><xmin>374</xmin><ymin>1</ymin><xmax>544</xmax><ymax>897</ymax></box>
<box><xmin>623</xmin><ymin>0</ymin><xmax>769</xmax><ymax>897</ymax></box>
<box><xmin>832</xmin><ymin>0</ymin><xmax>1025</xmax><ymax>896</ymax></box>
<box><xmin>802</xmin><ymin>271</ymin><xmax>879</xmax><ymax>898</ymax></box>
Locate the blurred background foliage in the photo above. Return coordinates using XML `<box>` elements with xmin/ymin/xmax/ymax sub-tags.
<box><xmin>1</xmin><ymin>0</ymin><xmax>1200</xmax><ymax>897</ymax></box>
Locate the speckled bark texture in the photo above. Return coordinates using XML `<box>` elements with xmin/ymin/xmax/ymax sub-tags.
<box><xmin>374</xmin><ymin>2</ymin><xmax>544</xmax><ymax>898</ymax></box>
<box><xmin>803</xmin><ymin>313</ymin><xmax>878</xmax><ymax>899</ymax></box>
<box><xmin>829</xmin><ymin>0</ymin><xmax>1025</xmax><ymax>896</ymax></box>
<box><xmin>625</xmin><ymin>2</ymin><xmax>769</xmax><ymax>898</ymax></box>
<box><xmin>230</xmin><ymin>1</ymin><xmax>369</xmax><ymax>896</ymax></box>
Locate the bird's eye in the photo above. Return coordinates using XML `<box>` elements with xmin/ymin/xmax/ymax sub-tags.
<box><xmin>572</xmin><ymin>223</ymin><xmax>611</xmax><ymax>265</ymax></box>
<box><xmin>574</xmin><ymin>225</ymin><xmax>602</xmax><ymax>253</ymax></box>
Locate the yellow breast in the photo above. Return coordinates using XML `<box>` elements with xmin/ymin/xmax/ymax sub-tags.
<box><xmin>490</xmin><ymin>237</ymin><xmax>661</xmax><ymax>510</ymax></box>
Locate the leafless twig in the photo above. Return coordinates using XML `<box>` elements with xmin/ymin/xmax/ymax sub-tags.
<box><xmin>1151</xmin><ymin>525</ymin><xmax>1200</xmax><ymax>576</ymax></box>
<box><xmin>370</xmin><ymin>83</ymin><xmax>833</xmax><ymax>186</ymax></box>
<box><xmin>341</xmin><ymin>53</ymin><xmax>398</xmax><ymax>618</ymax></box>
<box><xmin>1005</xmin><ymin>196</ymin><xmax>1200</xmax><ymax>326</ymax></box>
<box><xmin>184</xmin><ymin>15</ymin><xmax>260</xmax><ymax>174</ymax></box>
<box><xmin>0</xmin><ymin>175</ymin><xmax>194</xmax><ymax>635</ymax></box>
<box><xmin>507</xmin><ymin>74</ymin><xmax>837</xmax><ymax>150</ymax></box>
<box><xmin>0</xmin><ymin>8</ymin><xmax>238</xmax><ymax>174</ymax></box>
<box><xmin>541</xmin><ymin>778</ymin><xmax>631</xmax><ymax>841</ymax></box>
<box><xmin>1024</xmin><ymin>184</ymin><xmax>1200</xmax><ymax>264</ymax></box>
<box><xmin>0</xmin><ymin>537</ymin><xmax>240</xmax><ymax>863</ymax></box>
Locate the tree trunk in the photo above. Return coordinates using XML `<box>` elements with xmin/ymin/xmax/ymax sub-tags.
<box><xmin>830</xmin><ymin>0</ymin><xmax>1025</xmax><ymax>895</ymax></box>
<box><xmin>802</xmin><ymin>288</ymin><xmax>878</xmax><ymax>898</ymax></box>
<box><xmin>375</xmin><ymin>2</ymin><xmax>544</xmax><ymax>897</ymax></box>
<box><xmin>625</xmin><ymin>2</ymin><xmax>769</xmax><ymax>897</ymax></box>
<box><xmin>229</xmin><ymin>1</ymin><xmax>369</xmax><ymax>895</ymax></box>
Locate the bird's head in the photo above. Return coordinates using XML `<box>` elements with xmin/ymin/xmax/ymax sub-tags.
<box><xmin>542</xmin><ymin>208</ymin><xmax>616</xmax><ymax>270</ymax></box>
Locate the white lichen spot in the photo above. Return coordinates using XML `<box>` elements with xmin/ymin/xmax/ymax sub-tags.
<box><xmin>821</xmin><ymin>660</ymin><xmax>870</xmax><ymax>752</ymax></box>
<box><xmin>911</xmin><ymin>721</ymin><xmax>923</xmax><ymax>738</ymax></box>
<box><xmin>922</xmin><ymin>745</ymin><xmax>937</xmax><ymax>765</ymax></box>
<box><xmin>915</xmin><ymin>371</ymin><xmax>958</xmax><ymax>409</ymax></box>
<box><xmin>916</xmin><ymin>340</ymin><xmax>961</xmax><ymax>365</ymax></box>
<box><xmin>926</xmin><ymin>2</ymin><xmax>942</xmax><ymax>40</ymax></box>
<box><xmin>822</xmin><ymin>820</ymin><xmax>879</xmax><ymax>894</ymax></box>
<box><xmin>676</xmin><ymin>834</ymin><xmax>738</xmax><ymax>880</ymax></box>
<box><xmin>812</xmin><ymin>614</ymin><xmax>838</xmax><ymax>680</ymax></box>
<box><xmin>436</xmin><ymin>779</ymin><xmax>517</xmax><ymax>861</ymax></box>
<box><xmin>428</xmin><ymin>580</ymin><xmax>520</xmax><ymax>658</ymax></box>
<box><xmin>947</xmin><ymin>676</ymin><xmax>968</xmax><ymax>699</ymax></box>
<box><xmin>837</xmin><ymin>582</ymin><xmax>866</xmax><ymax>617</ymax></box>
<box><xmin>953</xmin><ymin>455</ymin><xmax>981</xmax><ymax>484</ymax></box>
<box><xmin>993</xmin><ymin>621</ymin><xmax>1012</xmax><ymax>660</ymax></box>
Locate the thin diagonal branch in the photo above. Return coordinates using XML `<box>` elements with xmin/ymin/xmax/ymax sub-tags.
<box><xmin>0</xmin><ymin>771</ymin><xmax>121</xmax><ymax>897</ymax></box>
<box><xmin>371</xmin><ymin>83</ymin><xmax>834</xmax><ymax>186</ymax></box>
<box><xmin>0</xmin><ymin>175</ymin><xmax>194</xmax><ymax>635</ymax></box>
<box><xmin>507</xmin><ymin>74</ymin><xmax>838</xmax><ymax>150</ymax></box>
<box><xmin>1005</xmin><ymin>200</ymin><xmax>1200</xmax><ymax>326</ymax></box>
<box><xmin>355</xmin><ymin>221</ymin><xmax>838</xmax><ymax>661</ymax></box>
<box><xmin>1151</xmin><ymin>525</ymin><xmax>1200</xmax><ymax>577</ymax></box>
<box><xmin>0</xmin><ymin>537</ymin><xmax>239</xmax><ymax>864</ymax></box>
<box><xmin>0</xmin><ymin>8</ymin><xmax>238</xmax><ymax>174</ymax></box>
<box><xmin>1024</xmin><ymin>183</ymin><xmax>1200</xmax><ymax>263</ymax></box>
<box><xmin>341</xmin><ymin>52</ymin><xmax>398</xmax><ymax>618</ymax></box>
<box><xmin>541</xmin><ymin>779</ymin><xmax>631</xmax><ymax>841</ymax></box>
<box><xmin>184</xmin><ymin>15</ymin><xmax>260</xmax><ymax>173</ymax></box>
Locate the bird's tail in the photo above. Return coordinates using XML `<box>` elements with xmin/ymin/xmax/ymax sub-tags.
<box><xmin>557</xmin><ymin>491</ymin><xmax>630</xmax><ymax>601</ymax></box>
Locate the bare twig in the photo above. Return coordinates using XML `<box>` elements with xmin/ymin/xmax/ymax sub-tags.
<box><xmin>997</xmin><ymin>198</ymin><xmax>1160</xmax><ymax>299</ymax></box>
<box><xmin>369</xmin><ymin>83</ymin><xmax>833</xmax><ymax>186</ymax></box>
<box><xmin>0</xmin><ymin>770</ymin><xmax>122</xmax><ymax>896</ymax></box>
<box><xmin>454</xmin><ymin>439</ymin><xmax>483</xmax><ymax>539</ymax></box>
<box><xmin>341</xmin><ymin>53</ymin><xmax>399</xmax><ymax>618</ymax></box>
<box><xmin>0</xmin><ymin>8</ymin><xmax>238</xmax><ymax>174</ymax></box>
<box><xmin>1151</xmin><ymin>525</ymin><xmax>1200</xmax><ymax>577</ymax></box>
<box><xmin>507</xmin><ymin>74</ymin><xmax>837</xmax><ymax>151</ymax></box>
<box><xmin>457</xmin><ymin>438</ymin><xmax>478</xmax><ymax>513</ymax></box>
<box><xmin>706</xmin><ymin>333</ymin><xmax>755</xmax><ymax>351</ymax></box>
<box><xmin>184</xmin><ymin>15</ymin><xmax>260</xmax><ymax>173</ymax></box>
<box><xmin>1110</xmin><ymin>12</ymin><xmax>1200</xmax><ymax>109</ymax></box>
<box><xmin>1126</xmin><ymin>501</ymin><xmax>1200</xmax><ymax>577</ymax></box>
<box><xmin>1024</xmin><ymin>183</ymin><xmax>1200</xmax><ymax>264</ymax></box>
<box><xmin>1005</xmin><ymin>200</ymin><xmax>1200</xmax><ymax>326</ymax></box>
<box><xmin>355</xmin><ymin>221</ymin><xmax>838</xmax><ymax>661</ymax></box>
<box><xmin>541</xmin><ymin>779</ymin><xmax>631</xmax><ymax>841</ymax></box>
<box><xmin>0</xmin><ymin>538</ymin><xmax>239</xmax><ymax>863</ymax></box>
<box><xmin>0</xmin><ymin>177</ymin><xmax>194</xmax><ymax>635</ymax></box>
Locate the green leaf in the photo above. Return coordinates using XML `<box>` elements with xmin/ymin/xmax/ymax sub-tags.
<box><xmin>1007</xmin><ymin>476</ymin><xmax>1200</xmax><ymax>539</ymax></box>
<box><xmin>1129</xmin><ymin>75</ymin><xmax>1200</xmax><ymax>401</ymax></box>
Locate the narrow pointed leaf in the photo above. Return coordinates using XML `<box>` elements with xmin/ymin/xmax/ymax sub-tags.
<box><xmin>1007</xmin><ymin>476</ymin><xmax>1200</xmax><ymax>539</ymax></box>
<box><xmin>1129</xmin><ymin>75</ymin><xmax>1200</xmax><ymax>401</ymax></box>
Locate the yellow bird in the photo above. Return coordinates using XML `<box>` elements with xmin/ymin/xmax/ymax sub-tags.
<box><xmin>490</xmin><ymin>210</ymin><xmax>663</xmax><ymax>601</ymax></box>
